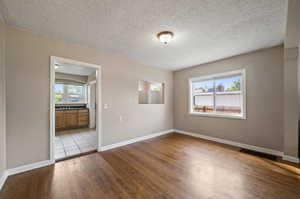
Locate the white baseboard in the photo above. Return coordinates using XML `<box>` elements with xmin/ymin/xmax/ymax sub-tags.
<box><xmin>1</xmin><ymin>128</ymin><xmax>298</xmax><ymax>191</ymax></box>
<box><xmin>283</xmin><ymin>155</ymin><xmax>300</xmax><ymax>163</ymax></box>
<box><xmin>174</xmin><ymin>129</ymin><xmax>284</xmax><ymax>157</ymax></box>
<box><xmin>100</xmin><ymin>129</ymin><xmax>174</xmax><ymax>151</ymax></box>
<box><xmin>0</xmin><ymin>171</ymin><xmax>8</xmax><ymax>191</ymax></box>
<box><xmin>1</xmin><ymin>129</ymin><xmax>174</xmax><ymax>190</ymax></box>
<box><xmin>0</xmin><ymin>160</ymin><xmax>54</xmax><ymax>191</ymax></box>
<box><xmin>6</xmin><ymin>160</ymin><xmax>54</xmax><ymax>176</ymax></box>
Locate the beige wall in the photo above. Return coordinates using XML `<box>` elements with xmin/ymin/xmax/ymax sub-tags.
<box><xmin>0</xmin><ymin>23</ymin><xmax>6</xmax><ymax>178</ymax></box>
<box><xmin>285</xmin><ymin>0</ymin><xmax>300</xmax><ymax>48</ymax></box>
<box><xmin>5</xmin><ymin>26</ymin><xmax>173</xmax><ymax>169</ymax></box>
<box><xmin>282</xmin><ymin>0</ymin><xmax>300</xmax><ymax>158</ymax></box>
<box><xmin>174</xmin><ymin>46</ymin><xmax>284</xmax><ymax>151</ymax></box>
<box><xmin>283</xmin><ymin>47</ymin><xmax>299</xmax><ymax>157</ymax></box>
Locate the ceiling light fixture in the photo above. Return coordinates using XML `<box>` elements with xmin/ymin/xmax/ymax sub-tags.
<box><xmin>157</xmin><ymin>31</ymin><xmax>174</xmax><ymax>44</ymax></box>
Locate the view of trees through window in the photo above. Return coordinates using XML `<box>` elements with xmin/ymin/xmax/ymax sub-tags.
<box><xmin>55</xmin><ymin>83</ymin><xmax>87</xmax><ymax>104</ymax></box>
<box><xmin>191</xmin><ymin>74</ymin><xmax>243</xmax><ymax>115</ymax></box>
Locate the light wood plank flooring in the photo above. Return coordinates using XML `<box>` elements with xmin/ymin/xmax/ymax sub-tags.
<box><xmin>1</xmin><ymin>133</ymin><xmax>300</xmax><ymax>199</ymax></box>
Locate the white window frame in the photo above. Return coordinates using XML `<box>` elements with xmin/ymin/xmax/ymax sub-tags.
<box><xmin>188</xmin><ymin>69</ymin><xmax>246</xmax><ymax>119</ymax></box>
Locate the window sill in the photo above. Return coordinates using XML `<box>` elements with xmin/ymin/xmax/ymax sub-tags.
<box><xmin>189</xmin><ymin>112</ymin><xmax>246</xmax><ymax>120</ymax></box>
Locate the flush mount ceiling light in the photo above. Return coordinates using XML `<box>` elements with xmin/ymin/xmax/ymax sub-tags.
<box><xmin>157</xmin><ymin>31</ymin><xmax>174</xmax><ymax>44</ymax></box>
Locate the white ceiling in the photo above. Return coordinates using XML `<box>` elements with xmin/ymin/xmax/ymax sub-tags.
<box><xmin>55</xmin><ymin>63</ymin><xmax>96</xmax><ymax>76</ymax></box>
<box><xmin>0</xmin><ymin>0</ymin><xmax>287</xmax><ymax>71</ymax></box>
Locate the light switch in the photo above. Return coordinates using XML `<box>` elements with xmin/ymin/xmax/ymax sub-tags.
<box><xmin>103</xmin><ymin>104</ymin><xmax>109</xmax><ymax>109</ymax></box>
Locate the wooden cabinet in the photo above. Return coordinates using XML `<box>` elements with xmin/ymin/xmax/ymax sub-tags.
<box><xmin>78</xmin><ymin>109</ymin><xmax>89</xmax><ymax>127</ymax></box>
<box><xmin>64</xmin><ymin>110</ymin><xmax>78</xmax><ymax>129</ymax></box>
<box><xmin>55</xmin><ymin>109</ymin><xmax>89</xmax><ymax>131</ymax></box>
<box><xmin>55</xmin><ymin>110</ymin><xmax>64</xmax><ymax>129</ymax></box>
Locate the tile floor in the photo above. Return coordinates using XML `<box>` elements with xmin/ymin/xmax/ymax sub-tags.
<box><xmin>55</xmin><ymin>130</ymin><xmax>97</xmax><ymax>160</ymax></box>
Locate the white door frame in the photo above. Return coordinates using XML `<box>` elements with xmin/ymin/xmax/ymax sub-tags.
<box><xmin>87</xmin><ymin>80</ymin><xmax>96</xmax><ymax>128</ymax></box>
<box><xmin>50</xmin><ymin>56</ymin><xmax>102</xmax><ymax>163</ymax></box>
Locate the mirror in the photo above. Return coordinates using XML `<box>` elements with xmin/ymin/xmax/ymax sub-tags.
<box><xmin>138</xmin><ymin>80</ymin><xmax>165</xmax><ymax>104</ymax></box>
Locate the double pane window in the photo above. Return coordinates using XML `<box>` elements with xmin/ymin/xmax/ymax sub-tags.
<box><xmin>189</xmin><ymin>70</ymin><xmax>245</xmax><ymax>119</ymax></box>
<box><xmin>55</xmin><ymin>83</ymin><xmax>87</xmax><ymax>104</ymax></box>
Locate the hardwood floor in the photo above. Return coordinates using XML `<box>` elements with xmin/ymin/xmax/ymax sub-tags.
<box><xmin>55</xmin><ymin>127</ymin><xmax>96</xmax><ymax>136</ymax></box>
<box><xmin>1</xmin><ymin>133</ymin><xmax>300</xmax><ymax>199</ymax></box>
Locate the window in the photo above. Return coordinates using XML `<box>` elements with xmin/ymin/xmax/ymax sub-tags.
<box><xmin>189</xmin><ymin>69</ymin><xmax>246</xmax><ymax>119</ymax></box>
<box><xmin>55</xmin><ymin>83</ymin><xmax>87</xmax><ymax>104</ymax></box>
<box><xmin>138</xmin><ymin>80</ymin><xmax>165</xmax><ymax>104</ymax></box>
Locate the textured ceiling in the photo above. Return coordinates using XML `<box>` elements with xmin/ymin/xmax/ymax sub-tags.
<box><xmin>0</xmin><ymin>0</ymin><xmax>287</xmax><ymax>70</ymax></box>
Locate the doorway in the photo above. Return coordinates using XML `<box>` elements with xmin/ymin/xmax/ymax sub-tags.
<box><xmin>50</xmin><ymin>56</ymin><xmax>102</xmax><ymax>162</ymax></box>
